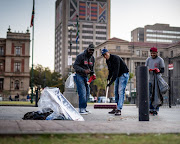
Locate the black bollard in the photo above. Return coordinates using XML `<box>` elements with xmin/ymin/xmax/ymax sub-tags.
<box><xmin>35</xmin><ymin>88</ymin><xmax>38</xmax><ymax>107</ymax></box>
<box><xmin>137</xmin><ymin>66</ymin><xmax>149</xmax><ymax>121</ymax></box>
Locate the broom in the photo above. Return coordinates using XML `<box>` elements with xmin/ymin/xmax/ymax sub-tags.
<box><xmin>94</xmin><ymin>83</ymin><xmax>117</xmax><ymax>109</ymax></box>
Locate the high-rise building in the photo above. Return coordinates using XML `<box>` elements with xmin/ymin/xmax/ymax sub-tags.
<box><xmin>0</xmin><ymin>28</ymin><xmax>30</xmax><ymax>99</ymax></box>
<box><xmin>55</xmin><ymin>0</ymin><xmax>111</xmax><ymax>75</ymax></box>
<box><xmin>131</xmin><ymin>23</ymin><xmax>180</xmax><ymax>44</ymax></box>
<box><xmin>131</xmin><ymin>27</ymin><xmax>144</xmax><ymax>42</ymax></box>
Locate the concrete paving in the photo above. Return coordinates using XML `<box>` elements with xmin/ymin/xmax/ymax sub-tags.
<box><xmin>0</xmin><ymin>105</ymin><xmax>180</xmax><ymax>134</ymax></box>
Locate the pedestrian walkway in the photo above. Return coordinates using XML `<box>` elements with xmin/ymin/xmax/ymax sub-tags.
<box><xmin>0</xmin><ymin>105</ymin><xmax>180</xmax><ymax>134</ymax></box>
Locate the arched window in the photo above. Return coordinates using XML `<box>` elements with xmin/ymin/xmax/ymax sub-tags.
<box><xmin>15</xmin><ymin>80</ymin><xmax>19</xmax><ymax>90</ymax></box>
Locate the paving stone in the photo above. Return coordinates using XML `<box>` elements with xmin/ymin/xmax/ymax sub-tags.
<box><xmin>0</xmin><ymin>105</ymin><xmax>179</xmax><ymax>134</ymax></box>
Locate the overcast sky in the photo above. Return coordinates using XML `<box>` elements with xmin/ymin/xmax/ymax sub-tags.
<box><xmin>0</xmin><ymin>0</ymin><xmax>180</xmax><ymax>71</ymax></box>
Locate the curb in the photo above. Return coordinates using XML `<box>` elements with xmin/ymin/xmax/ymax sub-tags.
<box><xmin>0</xmin><ymin>105</ymin><xmax>36</xmax><ymax>107</ymax></box>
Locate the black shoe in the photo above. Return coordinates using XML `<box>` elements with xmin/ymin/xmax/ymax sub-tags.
<box><xmin>149</xmin><ymin>111</ymin><xmax>154</xmax><ymax>114</ymax></box>
<box><xmin>153</xmin><ymin>111</ymin><xmax>158</xmax><ymax>116</ymax></box>
<box><xmin>108</xmin><ymin>109</ymin><xmax>116</xmax><ymax>114</ymax></box>
<box><xmin>115</xmin><ymin>110</ymin><xmax>121</xmax><ymax>116</ymax></box>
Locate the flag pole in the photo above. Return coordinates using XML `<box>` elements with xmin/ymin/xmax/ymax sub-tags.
<box><xmin>76</xmin><ymin>15</ymin><xmax>79</xmax><ymax>56</ymax></box>
<box><xmin>30</xmin><ymin>0</ymin><xmax>35</xmax><ymax>103</ymax></box>
<box><xmin>31</xmin><ymin>17</ymin><xmax>34</xmax><ymax>103</ymax></box>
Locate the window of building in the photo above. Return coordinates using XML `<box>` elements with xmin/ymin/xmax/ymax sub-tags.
<box><xmin>96</xmin><ymin>26</ymin><xmax>106</xmax><ymax>29</ymax></box>
<box><xmin>142</xmin><ymin>62</ymin><xmax>145</xmax><ymax>66</ymax></box>
<box><xmin>136</xmin><ymin>50</ymin><xmax>140</xmax><ymax>56</ymax></box>
<box><xmin>0</xmin><ymin>79</ymin><xmax>3</xmax><ymax>91</ymax></box>
<box><xmin>0</xmin><ymin>62</ymin><xmax>3</xmax><ymax>72</ymax></box>
<box><xmin>15</xmin><ymin>80</ymin><xmax>19</xmax><ymax>90</ymax></box>
<box><xmin>21</xmin><ymin>82</ymin><xmax>23</xmax><ymax>88</ymax></box>
<box><xmin>82</xmin><ymin>36</ymin><xmax>93</xmax><ymax>39</ymax></box>
<box><xmin>96</xmin><ymin>37</ymin><xmax>106</xmax><ymax>40</ymax></box>
<box><xmin>147</xmin><ymin>34</ymin><xmax>180</xmax><ymax>39</ymax></box>
<box><xmin>160</xmin><ymin>52</ymin><xmax>164</xmax><ymax>57</ymax></box>
<box><xmin>82</xmin><ymin>25</ymin><xmax>93</xmax><ymax>28</ymax></box>
<box><xmin>171</xmin><ymin>51</ymin><xmax>173</xmax><ymax>58</ymax></box>
<box><xmin>11</xmin><ymin>81</ymin><xmax>13</xmax><ymax>88</ymax></box>
<box><xmin>96</xmin><ymin>31</ymin><xmax>106</xmax><ymax>35</ymax></box>
<box><xmin>146</xmin><ymin>38</ymin><xmax>173</xmax><ymax>43</ymax></box>
<box><xmin>0</xmin><ymin>47</ymin><xmax>4</xmax><ymax>56</ymax></box>
<box><xmin>15</xmin><ymin>62</ymin><xmax>20</xmax><ymax>72</ymax></box>
<box><xmin>82</xmin><ymin>30</ymin><xmax>93</xmax><ymax>34</ymax></box>
<box><xmin>82</xmin><ymin>41</ymin><xmax>93</xmax><ymax>45</ymax></box>
<box><xmin>15</xmin><ymin>46</ymin><xmax>21</xmax><ymax>55</ymax></box>
<box><xmin>116</xmin><ymin>46</ymin><xmax>120</xmax><ymax>51</ymax></box>
<box><xmin>142</xmin><ymin>51</ymin><xmax>148</xmax><ymax>57</ymax></box>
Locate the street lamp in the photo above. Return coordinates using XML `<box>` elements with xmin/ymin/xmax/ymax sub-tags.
<box><xmin>68</xmin><ymin>23</ymin><xmax>74</xmax><ymax>73</ymax></box>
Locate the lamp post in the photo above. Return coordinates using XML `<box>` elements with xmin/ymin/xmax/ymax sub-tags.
<box><xmin>68</xmin><ymin>23</ymin><xmax>74</xmax><ymax>73</ymax></box>
<box><xmin>168</xmin><ymin>58</ymin><xmax>172</xmax><ymax>108</ymax></box>
<box><xmin>63</xmin><ymin>23</ymin><xmax>78</xmax><ymax>108</ymax></box>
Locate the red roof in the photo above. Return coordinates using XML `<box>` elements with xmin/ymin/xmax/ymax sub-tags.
<box><xmin>108</xmin><ymin>37</ymin><xmax>129</xmax><ymax>42</ymax></box>
<box><xmin>129</xmin><ymin>41</ymin><xmax>169</xmax><ymax>48</ymax></box>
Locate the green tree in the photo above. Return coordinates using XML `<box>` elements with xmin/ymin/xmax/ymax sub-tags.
<box><xmin>93</xmin><ymin>63</ymin><xmax>108</xmax><ymax>97</ymax></box>
<box><xmin>129</xmin><ymin>72</ymin><xmax>134</xmax><ymax>82</ymax></box>
<box><xmin>30</xmin><ymin>64</ymin><xmax>64</xmax><ymax>92</ymax></box>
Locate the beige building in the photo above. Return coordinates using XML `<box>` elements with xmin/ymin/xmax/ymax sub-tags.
<box><xmin>0</xmin><ymin>28</ymin><xmax>30</xmax><ymax>100</ymax></box>
<box><xmin>94</xmin><ymin>37</ymin><xmax>180</xmax><ymax>104</ymax></box>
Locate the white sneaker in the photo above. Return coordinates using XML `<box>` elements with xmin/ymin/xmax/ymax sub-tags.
<box><xmin>85</xmin><ymin>109</ymin><xmax>91</xmax><ymax>114</ymax></box>
<box><xmin>79</xmin><ymin>108</ymin><xmax>88</xmax><ymax>115</ymax></box>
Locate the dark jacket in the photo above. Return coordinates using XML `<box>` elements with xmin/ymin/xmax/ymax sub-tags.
<box><xmin>107</xmin><ymin>54</ymin><xmax>129</xmax><ymax>86</ymax></box>
<box><xmin>73</xmin><ymin>49</ymin><xmax>95</xmax><ymax>77</ymax></box>
<box><xmin>151</xmin><ymin>73</ymin><xmax>163</xmax><ymax>108</ymax></box>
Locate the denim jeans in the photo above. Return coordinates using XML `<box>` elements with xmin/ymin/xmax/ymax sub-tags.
<box><xmin>114</xmin><ymin>73</ymin><xmax>129</xmax><ymax>110</ymax></box>
<box><xmin>74</xmin><ymin>74</ymin><xmax>90</xmax><ymax>109</ymax></box>
<box><xmin>149</xmin><ymin>82</ymin><xmax>159</xmax><ymax>111</ymax></box>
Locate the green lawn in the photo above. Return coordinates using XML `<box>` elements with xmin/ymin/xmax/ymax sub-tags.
<box><xmin>0</xmin><ymin>101</ymin><xmax>35</xmax><ymax>105</ymax></box>
<box><xmin>0</xmin><ymin>134</ymin><xmax>180</xmax><ymax>144</ymax></box>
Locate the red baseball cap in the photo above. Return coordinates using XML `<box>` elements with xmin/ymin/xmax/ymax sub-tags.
<box><xmin>150</xmin><ymin>47</ymin><xmax>157</xmax><ymax>52</ymax></box>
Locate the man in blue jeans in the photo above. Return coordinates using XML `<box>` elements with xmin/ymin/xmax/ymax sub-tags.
<box><xmin>73</xmin><ymin>44</ymin><xmax>95</xmax><ymax>115</ymax></box>
<box><xmin>101</xmin><ymin>48</ymin><xmax>129</xmax><ymax>116</ymax></box>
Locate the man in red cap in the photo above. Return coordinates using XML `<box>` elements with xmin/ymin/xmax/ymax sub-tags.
<box><xmin>145</xmin><ymin>47</ymin><xmax>165</xmax><ymax>115</ymax></box>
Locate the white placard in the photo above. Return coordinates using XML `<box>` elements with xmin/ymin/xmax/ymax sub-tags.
<box><xmin>68</xmin><ymin>56</ymin><xmax>72</xmax><ymax>66</ymax></box>
<box><xmin>168</xmin><ymin>64</ymin><xmax>173</xmax><ymax>70</ymax></box>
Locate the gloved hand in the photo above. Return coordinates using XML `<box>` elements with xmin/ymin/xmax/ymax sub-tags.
<box><xmin>87</xmin><ymin>74</ymin><xmax>96</xmax><ymax>85</ymax></box>
<box><xmin>154</xmin><ymin>68</ymin><xmax>160</xmax><ymax>73</ymax></box>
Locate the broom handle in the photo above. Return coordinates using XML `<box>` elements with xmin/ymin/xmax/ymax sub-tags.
<box><xmin>105</xmin><ymin>80</ymin><xmax>109</xmax><ymax>103</ymax></box>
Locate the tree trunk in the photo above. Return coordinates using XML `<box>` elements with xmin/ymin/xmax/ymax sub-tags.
<box><xmin>96</xmin><ymin>88</ymin><xmax>100</xmax><ymax>98</ymax></box>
